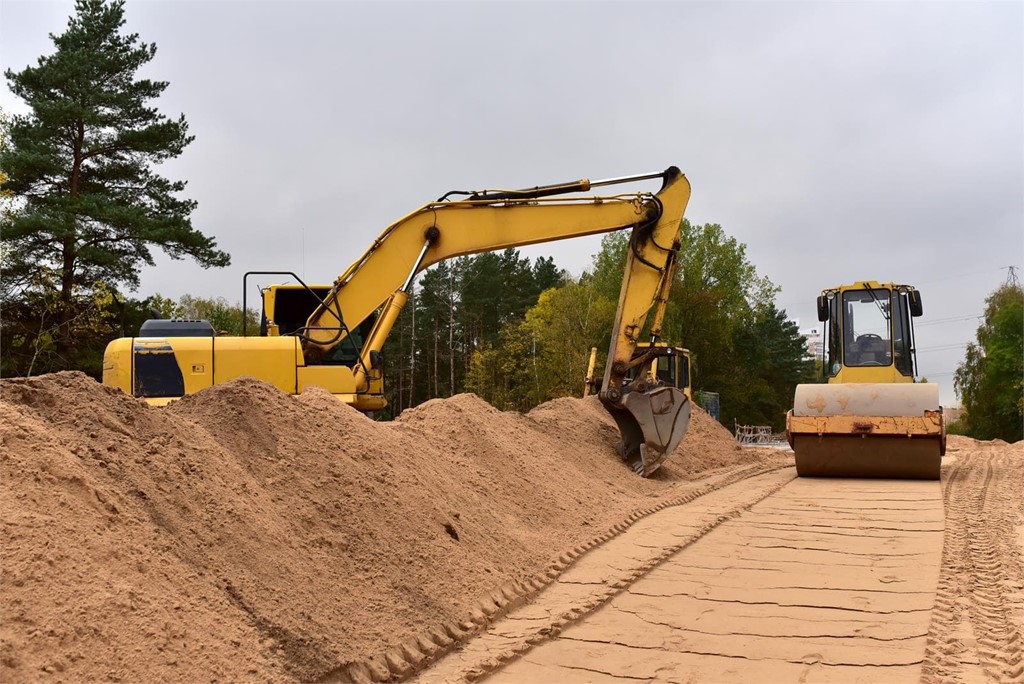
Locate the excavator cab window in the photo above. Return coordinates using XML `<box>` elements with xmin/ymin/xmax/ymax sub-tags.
<box><xmin>625</xmin><ymin>347</ymin><xmax>680</xmax><ymax>389</ymax></box>
<box><xmin>655</xmin><ymin>356</ymin><xmax>677</xmax><ymax>388</ymax></box>
<box><xmin>842</xmin><ymin>289</ymin><xmax>893</xmax><ymax>367</ymax></box>
<box><xmin>265</xmin><ymin>286</ymin><xmax>334</xmax><ymax>336</ymax></box>
<box><xmin>261</xmin><ymin>285</ymin><xmax>376</xmax><ymax>367</ymax></box>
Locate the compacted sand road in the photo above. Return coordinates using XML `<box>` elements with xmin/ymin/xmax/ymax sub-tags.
<box><xmin>414</xmin><ymin>438</ymin><xmax>1023</xmax><ymax>684</ymax></box>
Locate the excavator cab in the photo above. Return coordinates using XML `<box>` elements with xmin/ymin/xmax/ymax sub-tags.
<box><xmin>786</xmin><ymin>281</ymin><xmax>945</xmax><ymax>479</ymax></box>
<box><xmin>623</xmin><ymin>345</ymin><xmax>691</xmax><ymax>401</ymax></box>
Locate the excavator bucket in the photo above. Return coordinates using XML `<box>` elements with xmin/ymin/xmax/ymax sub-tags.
<box><xmin>607</xmin><ymin>387</ymin><xmax>691</xmax><ymax>476</ymax></box>
<box><xmin>787</xmin><ymin>383</ymin><xmax>945</xmax><ymax>480</ymax></box>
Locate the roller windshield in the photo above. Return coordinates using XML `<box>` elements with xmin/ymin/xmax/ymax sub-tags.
<box><xmin>842</xmin><ymin>289</ymin><xmax>893</xmax><ymax>367</ymax></box>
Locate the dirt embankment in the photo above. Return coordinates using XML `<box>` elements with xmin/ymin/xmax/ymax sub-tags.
<box><xmin>0</xmin><ymin>372</ymin><xmax>775</xmax><ymax>682</ymax></box>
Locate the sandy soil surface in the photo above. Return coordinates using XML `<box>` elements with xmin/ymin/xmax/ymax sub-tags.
<box><xmin>425</xmin><ymin>476</ymin><xmax>943</xmax><ymax>683</ymax></box>
<box><xmin>415</xmin><ymin>435</ymin><xmax>1024</xmax><ymax>684</ymax></box>
<box><xmin>0</xmin><ymin>372</ymin><xmax>777</xmax><ymax>683</ymax></box>
<box><xmin>3</xmin><ymin>373</ymin><xmax>1021</xmax><ymax>683</ymax></box>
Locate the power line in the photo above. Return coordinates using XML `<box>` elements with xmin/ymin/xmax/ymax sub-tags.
<box><xmin>916</xmin><ymin>343</ymin><xmax>969</xmax><ymax>353</ymax></box>
<box><xmin>916</xmin><ymin>313</ymin><xmax>982</xmax><ymax>327</ymax></box>
<box><xmin>916</xmin><ymin>267</ymin><xmax>1005</xmax><ymax>286</ymax></box>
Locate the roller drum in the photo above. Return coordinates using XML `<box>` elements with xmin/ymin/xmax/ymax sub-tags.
<box><xmin>788</xmin><ymin>383</ymin><xmax>944</xmax><ymax>480</ymax></box>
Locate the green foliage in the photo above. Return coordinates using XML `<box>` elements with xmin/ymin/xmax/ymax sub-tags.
<box><xmin>0</xmin><ymin>0</ymin><xmax>229</xmax><ymax>371</ymax></box>
<box><xmin>464</xmin><ymin>320</ymin><xmax>537</xmax><ymax>412</ymax></box>
<box><xmin>945</xmin><ymin>419</ymin><xmax>967</xmax><ymax>436</ymax></box>
<box><xmin>954</xmin><ymin>282</ymin><xmax>1024</xmax><ymax>442</ymax></box>
<box><xmin>729</xmin><ymin>304</ymin><xmax>816</xmax><ymax>429</ymax></box>
<box><xmin>0</xmin><ymin>109</ymin><xmax>15</xmax><ymax>219</ymax></box>
<box><xmin>381</xmin><ymin>249</ymin><xmax>566</xmax><ymax>416</ymax></box>
<box><xmin>660</xmin><ymin>221</ymin><xmax>798</xmax><ymax>429</ymax></box>
<box><xmin>463</xmin><ymin>278</ymin><xmax>615</xmax><ymax>409</ymax></box>
<box><xmin>149</xmin><ymin>293</ymin><xmax>259</xmax><ymax>336</ymax></box>
<box><xmin>0</xmin><ymin>267</ymin><xmax>118</xmax><ymax>377</ymax></box>
<box><xmin>459</xmin><ymin>218</ymin><xmax>810</xmax><ymax>429</ymax></box>
<box><xmin>525</xmin><ymin>279</ymin><xmax>617</xmax><ymax>400</ymax></box>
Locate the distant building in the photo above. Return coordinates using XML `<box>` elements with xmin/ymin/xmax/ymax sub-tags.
<box><xmin>792</xmin><ymin>318</ymin><xmax>824</xmax><ymax>362</ymax></box>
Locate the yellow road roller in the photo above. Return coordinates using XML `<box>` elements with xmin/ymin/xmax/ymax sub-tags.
<box><xmin>786</xmin><ymin>281</ymin><xmax>945</xmax><ymax>479</ymax></box>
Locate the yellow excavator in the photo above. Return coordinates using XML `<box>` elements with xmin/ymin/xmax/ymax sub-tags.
<box><xmin>104</xmin><ymin>166</ymin><xmax>692</xmax><ymax>476</ymax></box>
<box><xmin>785</xmin><ymin>281</ymin><xmax>945</xmax><ymax>479</ymax></box>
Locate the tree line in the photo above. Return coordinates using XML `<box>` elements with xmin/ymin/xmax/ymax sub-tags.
<box><xmin>952</xmin><ymin>280</ymin><xmax>1024</xmax><ymax>442</ymax></box>
<box><xmin>381</xmin><ymin>223</ymin><xmax>817</xmax><ymax>430</ymax></box>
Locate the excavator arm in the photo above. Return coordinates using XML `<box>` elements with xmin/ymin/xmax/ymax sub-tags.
<box><xmin>297</xmin><ymin>166</ymin><xmax>692</xmax><ymax>475</ymax></box>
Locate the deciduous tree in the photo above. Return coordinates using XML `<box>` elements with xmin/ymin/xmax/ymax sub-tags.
<box><xmin>954</xmin><ymin>282</ymin><xmax>1024</xmax><ymax>441</ymax></box>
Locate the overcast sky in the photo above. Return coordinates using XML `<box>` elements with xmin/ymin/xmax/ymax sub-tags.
<box><xmin>2</xmin><ymin>0</ymin><xmax>1022</xmax><ymax>405</ymax></box>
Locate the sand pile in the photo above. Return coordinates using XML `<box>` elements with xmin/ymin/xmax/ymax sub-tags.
<box><xmin>1</xmin><ymin>373</ymin><xmax>771</xmax><ymax>682</ymax></box>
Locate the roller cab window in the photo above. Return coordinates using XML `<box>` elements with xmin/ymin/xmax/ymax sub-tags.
<box><xmin>842</xmin><ymin>289</ymin><xmax>893</xmax><ymax>367</ymax></box>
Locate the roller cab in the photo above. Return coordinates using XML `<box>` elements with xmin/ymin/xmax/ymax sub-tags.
<box><xmin>786</xmin><ymin>281</ymin><xmax>945</xmax><ymax>479</ymax></box>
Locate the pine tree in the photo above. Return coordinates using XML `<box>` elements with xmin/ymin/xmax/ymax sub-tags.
<box><xmin>1</xmin><ymin>0</ymin><xmax>229</xmax><ymax>372</ymax></box>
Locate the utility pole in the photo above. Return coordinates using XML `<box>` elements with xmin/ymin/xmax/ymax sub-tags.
<box><xmin>1003</xmin><ymin>265</ymin><xmax>1019</xmax><ymax>287</ymax></box>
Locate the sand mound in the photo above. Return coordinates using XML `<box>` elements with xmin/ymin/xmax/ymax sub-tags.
<box><xmin>1</xmin><ymin>373</ymin><xmax>772</xmax><ymax>682</ymax></box>
<box><xmin>946</xmin><ymin>434</ymin><xmax>1021</xmax><ymax>452</ymax></box>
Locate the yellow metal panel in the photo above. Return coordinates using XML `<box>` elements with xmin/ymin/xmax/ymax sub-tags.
<box><xmin>833</xmin><ymin>365</ymin><xmax>908</xmax><ymax>384</ymax></box>
<box><xmin>166</xmin><ymin>338</ymin><xmax>215</xmax><ymax>395</ymax></box>
<box><xmin>340</xmin><ymin>393</ymin><xmax>386</xmax><ymax>413</ymax></box>
<box><xmin>297</xmin><ymin>367</ymin><xmax>386</xmax><ymax>412</ymax></box>
<box><xmin>212</xmin><ymin>337</ymin><xmax>300</xmax><ymax>394</ymax></box>
<box><xmin>102</xmin><ymin>337</ymin><xmax>133</xmax><ymax>393</ymax></box>
<box><xmin>297</xmin><ymin>365</ymin><xmax>357</xmax><ymax>394</ymax></box>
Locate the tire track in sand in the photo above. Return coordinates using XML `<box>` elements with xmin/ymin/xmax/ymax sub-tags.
<box><xmin>413</xmin><ymin>471</ymin><xmax>947</xmax><ymax>683</ymax></box>
<box><xmin>327</xmin><ymin>461</ymin><xmax>790</xmax><ymax>684</ymax></box>
<box><xmin>922</xmin><ymin>444</ymin><xmax>1024</xmax><ymax>683</ymax></box>
<box><xmin>406</xmin><ymin>466</ymin><xmax>797</xmax><ymax>684</ymax></box>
